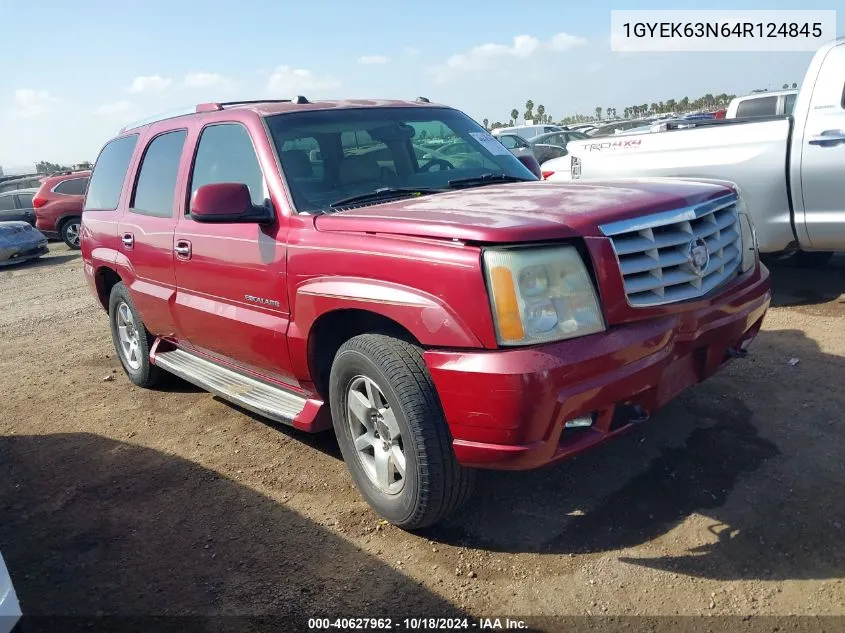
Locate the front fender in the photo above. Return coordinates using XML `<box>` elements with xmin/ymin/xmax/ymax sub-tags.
<box><xmin>287</xmin><ymin>276</ymin><xmax>484</xmax><ymax>378</ymax></box>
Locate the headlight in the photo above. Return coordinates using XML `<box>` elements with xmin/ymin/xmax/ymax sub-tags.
<box><xmin>483</xmin><ymin>245</ymin><xmax>605</xmax><ymax>346</ymax></box>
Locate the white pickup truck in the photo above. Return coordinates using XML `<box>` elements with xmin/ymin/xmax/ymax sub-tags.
<box><xmin>544</xmin><ymin>37</ymin><xmax>845</xmax><ymax>263</ymax></box>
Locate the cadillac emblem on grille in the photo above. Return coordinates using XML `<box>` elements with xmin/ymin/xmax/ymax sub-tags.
<box><xmin>687</xmin><ymin>237</ymin><xmax>710</xmax><ymax>276</ymax></box>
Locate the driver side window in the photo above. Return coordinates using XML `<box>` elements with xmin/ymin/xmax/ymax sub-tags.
<box><xmin>189</xmin><ymin>123</ymin><xmax>266</xmax><ymax>213</ymax></box>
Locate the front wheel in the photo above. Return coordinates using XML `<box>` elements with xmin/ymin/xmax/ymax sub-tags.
<box><xmin>329</xmin><ymin>334</ymin><xmax>474</xmax><ymax>530</ymax></box>
<box><xmin>60</xmin><ymin>217</ymin><xmax>81</xmax><ymax>249</ymax></box>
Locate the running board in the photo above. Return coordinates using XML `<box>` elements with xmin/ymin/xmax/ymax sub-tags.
<box><xmin>153</xmin><ymin>348</ymin><xmax>307</xmax><ymax>425</ymax></box>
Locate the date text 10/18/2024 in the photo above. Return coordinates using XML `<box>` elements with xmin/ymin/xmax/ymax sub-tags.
<box><xmin>307</xmin><ymin>618</ymin><xmax>528</xmax><ymax>630</ymax></box>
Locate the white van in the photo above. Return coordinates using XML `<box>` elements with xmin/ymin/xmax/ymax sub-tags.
<box><xmin>491</xmin><ymin>124</ymin><xmax>567</xmax><ymax>140</ymax></box>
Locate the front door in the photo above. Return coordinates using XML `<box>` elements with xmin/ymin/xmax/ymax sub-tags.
<box><xmin>173</xmin><ymin>122</ymin><xmax>294</xmax><ymax>383</ymax></box>
<box><xmin>799</xmin><ymin>41</ymin><xmax>845</xmax><ymax>251</ymax></box>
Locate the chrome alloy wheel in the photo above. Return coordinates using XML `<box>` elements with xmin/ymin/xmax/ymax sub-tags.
<box><xmin>65</xmin><ymin>222</ymin><xmax>80</xmax><ymax>247</ymax></box>
<box><xmin>346</xmin><ymin>375</ymin><xmax>406</xmax><ymax>495</ymax></box>
<box><xmin>115</xmin><ymin>301</ymin><xmax>142</xmax><ymax>371</ymax></box>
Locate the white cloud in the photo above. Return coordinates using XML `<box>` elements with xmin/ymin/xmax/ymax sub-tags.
<box><xmin>183</xmin><ymin>72</ymin><xmax>231</xmax><ymax>88</ymax></box>
<box><xmin>128</xmin><ymin>75</ymin><xmax>172</xmax><ymax>93</ymax></box>
<box><xmin>96</xmin><ymin>100</ymin><xmax>131</xmax><ymax>115</ymax></box>
<box><xmin>358</xmin><ymin>55</ymin><xmax>389</xmax><ymax>65</ymax></box>
<box><xmin>403</xmin><ymin>46</ymin><xmax>421</xmax><ymax>57</ymax></box>
<box><xmin>12</xmin><ymin>89</ymin><xmax>58</xmax><ymax>118</ymax></box>
<box><xmin>266</xmin><ymin>66</ymin><xmax>340</xmax><ymax>95</ymax></box>
<box><xmin>431</xmin><ymin>32</ymin><xmax>587</xmax><ymax>82</ymax></box>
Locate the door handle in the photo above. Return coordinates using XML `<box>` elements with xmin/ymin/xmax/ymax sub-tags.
<box><xmin>122</xmin><ymin>233</ymin><xmax>134</xmax><ymax>248</ymax></box>
<box><xmin>174</xmin><ymin>240</ymin><xmax>192</xmax><ymax>259</ymax></box>
<box><xmin>808</xmin><ymin>130</ymin><xmax>845</xmax><ymax>146</ymax></box>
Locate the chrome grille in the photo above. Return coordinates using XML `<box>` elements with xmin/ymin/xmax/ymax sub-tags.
<box><xmin>599</xmin><ymin>193</ymin><xmax>741</xmax><ymax>307</ymax></box>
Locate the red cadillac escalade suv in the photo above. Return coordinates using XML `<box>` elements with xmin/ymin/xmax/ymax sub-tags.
<box><xmin>81</xmin><ymin>97</ymin><xmax>771</xmax><ymax>529</ymax></box>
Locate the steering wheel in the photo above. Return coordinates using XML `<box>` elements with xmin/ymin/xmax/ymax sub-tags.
<box><xmin>419</xmin><ymin>158</ymin><xmax>454</xmax><ymax>172</ymax></box>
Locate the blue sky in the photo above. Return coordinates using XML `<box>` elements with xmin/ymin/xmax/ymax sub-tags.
<box><xmin>1</xmin><ymin>0</ymin><xmax>841</xmax><ymax>168</ymax></box>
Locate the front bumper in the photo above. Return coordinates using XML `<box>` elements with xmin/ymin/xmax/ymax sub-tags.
<box><xmin>0</xmin><ymin>243</ymin><xmax>48</xmax><ymax>267</ymax></box>
<box><xmin>425</xmin><ymin>264</ymin><xmax>771</xmax><ymax>470</ymax></box>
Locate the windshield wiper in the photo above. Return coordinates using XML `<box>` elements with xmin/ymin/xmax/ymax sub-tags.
<box><xmin>447</xmin><ymin>173</ymin><xmax>534</xmax><ymax>189</ymax></box>
<box><xmin>328</xmin><ymin>187</ymin><xmax>446</xmax><ymax>210</ymax></box>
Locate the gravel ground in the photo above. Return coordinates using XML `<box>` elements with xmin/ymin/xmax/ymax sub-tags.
<box><xmin>1</xmin><ymin>245</ymin><xmax>843</xmax><ymax>631</ymax></box>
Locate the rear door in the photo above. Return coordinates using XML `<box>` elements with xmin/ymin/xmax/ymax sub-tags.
<box><xmin>798</xmin><ymin>41</ymin><xmax>845</xmax><ymax>250</ymax></box>
<box><xmin>117</xmin><ymin>128</ymin><xmax>188</xmax><ymax>337</ymax></box>
<box><xmin>173</xmin><ymin>121</ymin><xmax>295</xmax><ymax>383</ymax></box>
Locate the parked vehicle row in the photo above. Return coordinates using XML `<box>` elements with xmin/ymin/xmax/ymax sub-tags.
<box><xmin>541</xmin><ymin>36</ymin><xmax>845</xmax><ymax>262</ymax></box>
<box><xmin>80</xmin><ymin>95</ymin><xmax>769</xmax><ymax>530</ymax></box>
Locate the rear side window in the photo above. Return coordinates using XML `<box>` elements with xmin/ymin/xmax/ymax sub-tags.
<box><xmin>189</xmin><ymin>123</ymin><xmax>265</xmax><ymax>211</ymax></box>
<box><xmin>736</xmin><ymin>96</ymin><xmax>777</xmax><ymax>118</ymax></box>
<box><xmin>131</xmin><ymin>130</ymin><xmax>188</xmax><ymax>218</ymax></box>
<box><xmin>54</xmin><ymin>177</ymin><xmax>88</xmax><ymax>195</ymax></box>
<box><xmin>0</xmin><ymin>195</ymin><xmax>15</xmax><ymax>211</ymax></box>
<box><xmin>84</xmin><ymin>135</ymin><xmax>139</xmax><ymax>211</ymax></box>
<box><xmin>15</xmin><ymin>192</ymin><xmax>34</xmax><ymax>208</ymax></box>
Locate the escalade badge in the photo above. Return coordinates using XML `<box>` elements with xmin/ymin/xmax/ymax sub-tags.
<box><xmin>687</xmin><ymin>238</ymin><xmax>710</xmax><ymax>276</ymax></box>
<box><xmin>245</xmin><ymin>294</ymin><xmax>280</xmax><ymax>308</ymax></box>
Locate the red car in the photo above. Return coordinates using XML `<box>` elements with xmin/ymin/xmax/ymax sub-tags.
<box><xmin>33</xmin><ymin>170</ymin><xmax>91</xmax><ymax>248</ymax></box>
<box><xmin>81</xmin><ymin>98</ymin><xmax>771</xmax><ymax>529</ymax></box>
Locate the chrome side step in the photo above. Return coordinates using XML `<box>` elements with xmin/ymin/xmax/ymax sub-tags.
<box><xmin>154</xmin><ymin>348</ymin><xmax>307</xmax><ymax>425</ymax></box>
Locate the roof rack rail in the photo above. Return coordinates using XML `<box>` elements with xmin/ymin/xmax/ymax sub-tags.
<box><xmin>119</xmin><ymin>105</ymin><xmax>200</xmax><ymax>133</ymax></box>
<box><xmin>120</xmin><ymin>97</ymin><xmax>314</xmax><ymax>133</ymax></box>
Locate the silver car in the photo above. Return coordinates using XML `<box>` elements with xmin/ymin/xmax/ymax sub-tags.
<box><xmin>0</xmin><ymin>221</ymin><xmax>49</xmax><ymax>266</ymax></box>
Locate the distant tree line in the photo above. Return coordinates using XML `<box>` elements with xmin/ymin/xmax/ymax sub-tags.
<box><xmin>482</xmin><ymin>87</ymin><xmax>797</xmax><ymax>129</ymax></box>
<box><xmin>36</xmin><ymin>160</ymin><xmax>91</xmax><ymax>175</ymax></box>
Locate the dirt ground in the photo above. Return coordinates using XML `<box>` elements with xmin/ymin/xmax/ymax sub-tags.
<box><xmin>1</xmin><ymin>245</ymin><xmax>844</xmax><ymax>631</ymax></box>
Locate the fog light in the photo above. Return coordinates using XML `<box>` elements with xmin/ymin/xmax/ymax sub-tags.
<box><xmin>564</xmin><ymin>414</ymin><xmax>594</xmax><ymax>429</ymax></box>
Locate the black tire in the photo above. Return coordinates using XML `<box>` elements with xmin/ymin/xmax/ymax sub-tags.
<box><xmin>108</xmin><ymin>282</ymin><xmax>160</xmax><ymax>388</ymax></box>
<box><xmin>329</xmin><ymin>334</ymin><xmax>474</xmax><ymax>530</ymax></box>
<box><xmin>60</xmin><ymin>216</ymin><xmax>82</xmax><ymax>250</ymax></box>
<box><xmin>790</xmin><ymin>250</ymin><xmax>834</xmax><ymax>268</ymax></box>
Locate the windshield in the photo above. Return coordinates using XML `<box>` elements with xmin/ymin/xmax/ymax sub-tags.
<box><xmin>265</xmin><ymin>106</ymin><xmax>537</xmax><ymax>213</ymax></box>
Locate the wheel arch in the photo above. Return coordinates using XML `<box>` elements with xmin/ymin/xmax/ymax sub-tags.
<box><xmin>289</xmin><ymin>277</ymin><xmax>484</xmax><ymax>397</ymax></box>
<box><xmin>93</xmin><ymin>265</ymin><xmax>124</xmax><ymax>311</ymax></box>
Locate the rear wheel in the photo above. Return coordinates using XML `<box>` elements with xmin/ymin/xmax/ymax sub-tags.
<box><xmin>60</xmin><ymin>217</ymin><xmax>81</xmax><ymax>249</ymax></box>
<box><xmin>108</xmin><ymin>282</ymin><xmax>160</xmax><ymax>388</ymax></box>
<box><xmin>329</xmin><ymin>334</ymin><xmax>474</xmax><ymax>530</ymax></box>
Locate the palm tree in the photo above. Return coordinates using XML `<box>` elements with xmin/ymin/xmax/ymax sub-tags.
<box><xmin>791</xmin><ymin>82</ymin><xmax>798</xmax><ymax>89</ymax></box>
<box><xmin>525</xmin><ymin>100</ymin><xmax>535</xmax><ymax>122</ymax></box>
<box><xmin>782</xmin><ymin>83</ymin><xmax>789</xmax><ymax>89</ymax></box>
<box><xmin>595</xmin><ymin>106</ymin><xmax>602</xmax><ymax>120</ymax></box>
<box><xmin>650</xmin><ymin>102</ymin><xmax>658</xmax><ymax>115</ymax></box>
<box><xmin>482</xmin><ymin>118</ymin><xmax>489</xmax><ymax>130</ymax></box>
<box><xmin>510</xmin><ymin>108</ymin><xmax>519</xmax><ymax>124</ymax></box>
<box><xmin>536</xmin><ymin>104</ymin><xmax>545</xmax><ymax>123</ymax></box>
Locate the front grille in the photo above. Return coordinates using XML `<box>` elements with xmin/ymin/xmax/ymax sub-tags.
<box><xmin>599</xmin><ymin>193</ymin><xmax>741</xmax><ymax>307</ymax></box>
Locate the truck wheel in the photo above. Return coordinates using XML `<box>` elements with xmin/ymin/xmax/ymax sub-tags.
<box><xmin>791</xmin><ymin>251</ymin><xmax>834</xmax><ymax>268</ymax></box>
<box><xmin>60</xmin><ymin>217</ymin><xmax>82</xmax><ymax>249</ymax></box>
<box><xmin>108</xmin><ymin>282</ymin><xmax>160</xmax><ymax>388</ymax></box>
<box><xmin>329</xmin><ymin>334</ymin><xmax>475</xmax><ymax>530</ymax></box>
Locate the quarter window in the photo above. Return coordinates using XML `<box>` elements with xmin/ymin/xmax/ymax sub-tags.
<box><xmin>0</xmin><ymin>195</ymin><xmax>15</xmax><ymax>211</ymax></box>
<box><xmin>131</xmin><ymin>130</ymin><xmax>188</xmax><ymax>218</ymax></box>
<box><xmin>189</xmin><ymin>124</ymin><xmax>266</xmax><ymax>212</ymax></box>
<box><xmin>54</xmin><ymin>177</ymin><xmax>89</xmax><ymax>195</ymax></box>
<box><xmin>84</xmin><ymin>135</ymin><xmax>139</xmax><ymax>211</ymax></box>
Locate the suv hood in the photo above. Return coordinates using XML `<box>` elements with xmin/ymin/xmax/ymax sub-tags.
<box><xmin>314</xmin><ymin>179</ymin><xmax>734</xmax><ymax>243</ymax></box>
